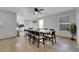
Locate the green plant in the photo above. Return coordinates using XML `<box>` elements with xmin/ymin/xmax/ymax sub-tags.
<box><xmin>69</xmin><ymin>23</ymin><xmax>77</xmax><ymax>40</ymax></box>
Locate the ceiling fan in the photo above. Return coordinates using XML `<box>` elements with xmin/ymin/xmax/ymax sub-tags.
<box><xmin>33</xmin><ymin>8</ymin><xmax>44</xmax><ymax>15</ymax></box>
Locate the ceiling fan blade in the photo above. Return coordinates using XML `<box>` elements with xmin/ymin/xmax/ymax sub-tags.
<box><xmin>39</xmin><ymin>9</ymin><xmax>44</xmax><ymax>11</ymax></box>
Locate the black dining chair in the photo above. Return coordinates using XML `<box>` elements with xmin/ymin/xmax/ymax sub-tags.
<box><xmin>33</xmin><ymin>31</ymin><xmax>46</xmax><ymax>48</ymax></box>
<box><xmin>45</xmin><ymin>29</ymin><xmax>56</xmax><ymax>45</ymax></box>
<box><xmin>50</xmin><ymin>29</ymin><xmax>56</xmax><ymax>43</ymax></box>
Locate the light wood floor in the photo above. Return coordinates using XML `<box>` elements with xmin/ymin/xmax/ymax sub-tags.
<box><xmin>0</xmin><ymin>32</ymin><xmax>79</xmax><ymax>52</ymax></box>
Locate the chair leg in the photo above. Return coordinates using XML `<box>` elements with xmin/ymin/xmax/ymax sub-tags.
<box><xmin>52</xmin><ymin>38</ymin><xmax>54</xmax><ymax>45</ymax></box>
<box><xmin>43</xmin><ymin>38</ymin><xmax>45</xmax><ymax>44</ymax></box>
<box><xmin>37</xmin><ymin>39</ymin><xmax>39</xmax><ymax>48</ymax></box>
<box><xmin>32</xmin><ymin>37</ymin><xmax>35</xmax><ymax>44</ymax></box>
<box><xmin>29</xmin><ymin>35</ymin><xmax>31</xmax><ymax>41</ymax></box>
<box><xmin>55</xmin><ymin>38</ymin><xmax>56</xmax><ymax>43</ymax></box>
<box><xmin>54</xmin><ymin>35</ymin><xmax>56</xmax><ymax>43</ymax></box>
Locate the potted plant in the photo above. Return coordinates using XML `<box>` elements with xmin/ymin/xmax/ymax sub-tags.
<box><xmin>69</xmin><ymin>23</ymin><xmax>77</xmax><ymax>40</ymax></box>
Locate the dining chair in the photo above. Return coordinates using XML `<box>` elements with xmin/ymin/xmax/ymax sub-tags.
<box><xmin>50</xmin><ymin>29</ymin><xmax>56</xmax><ymax>43</ymax></box>
<box><xmin>45</xmin><ymin>29</ymin><xmax>56</xmax><ymax>45</ymax></box>
<box><xmin>34</xmin><ymin>31</ymin><xmax>46</xmax><ymax>48</ymax></box>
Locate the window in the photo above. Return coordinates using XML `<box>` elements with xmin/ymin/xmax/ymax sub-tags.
<box><xmin>39</xmin><ymin>19</ymin><xmax>43</xmax><ymax>28</ymax></box>
<box><xmin>58</xmin><ymin>16</ymin><xmax>70</xmax><ymax>31</ymax></box>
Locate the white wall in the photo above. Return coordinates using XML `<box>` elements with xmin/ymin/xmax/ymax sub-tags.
<box><xmin>35</xmin><ymin>9</ymin><xmax>76</xmax><ymax>37</ymax></box>
<box><xmin>76</xmin><ymin>8</ymin><xmax>79</xmax><ymax>48</ymax></box>
<box><xmin>24</xmin><ymin>20</ymin><xmax>39</xmax><ymax>29</ymax></box>
<box><xmin>76</xmin><ymin>14</ymin><xmax>79</xmax><ymax>48</ymax></box>
<box><xmin>0</xmin><ymin>10</ymin><xmax>17</xmax><ymax>39</ymax></box>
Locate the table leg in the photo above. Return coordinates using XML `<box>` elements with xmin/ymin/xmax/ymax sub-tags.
<box><xmin>43</xmin><ymin>38</ymin><xmax>45</xmax><ymax>44</ymax></box>
<box><xmin>54</xmin><ymin>35</ymin><xmax>56</xmax><ymax>43</ymax></box>
<box><xmin>43</xmin><ymin>33</ymin><xmax>45</xmax><ymax>44</ymax></box>
<box><xmin>37</xmin><ymin>38</ymin><xmax>39</xmax><ymax>48</ymax></box>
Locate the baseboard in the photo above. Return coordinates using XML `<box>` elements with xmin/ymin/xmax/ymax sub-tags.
<box><xmin>0</xmin><ymin>36</ymin><xmax>17</xmax><ymax>40</ymax></box>
<box><xmin>56</xmin><ymin>35</ymin><xmax>71</xmax><ymax>39</ymax></box>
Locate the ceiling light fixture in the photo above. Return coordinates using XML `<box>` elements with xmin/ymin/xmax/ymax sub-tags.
<box><xmin>34</xmin><ymin>12</ymin><xmax>38</xmax><ymax>14</ymax></box>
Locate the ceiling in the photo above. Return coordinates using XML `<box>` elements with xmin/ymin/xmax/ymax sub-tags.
<box><xmin>0</xmin><ymin>7</ymin><xmax>75</xmax><ymax>20</ymax></box>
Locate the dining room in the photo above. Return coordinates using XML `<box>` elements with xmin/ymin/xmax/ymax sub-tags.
<box><xmin>0</xmin><ymin>0</ymin><xmax>79</xmax><ymax>59</ymax></box>
<box><xmin>16</xmin><ymin>7</ymin><xmax>78</xmax><ymax>52</ymax></box>
<box><xmin>0</xmin><ymin>7</ymin><xmax>78</xmax><ymax>52</ymax></box>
